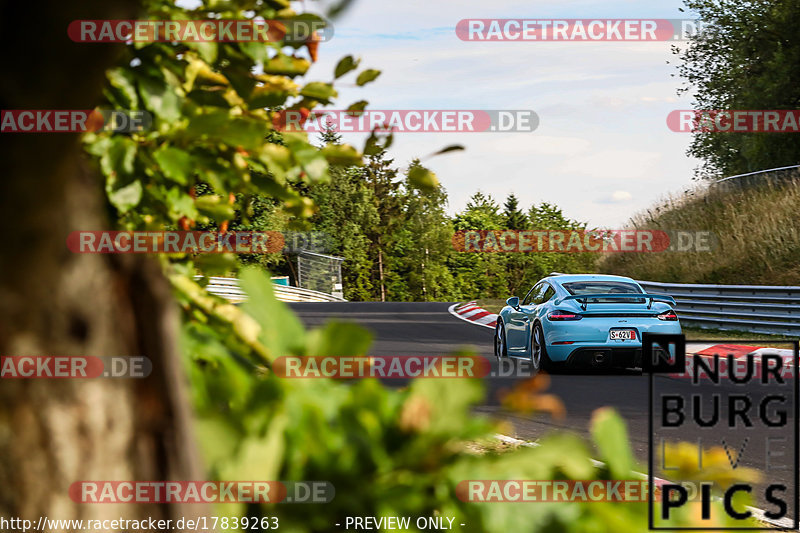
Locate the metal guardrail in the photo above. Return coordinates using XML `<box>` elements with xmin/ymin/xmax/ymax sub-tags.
<box><xmin>635</xmin><ymin>280</ymin><xmax>800</xmax><ymax>335</ymax></box>
<box><xmin>273</xmin><ymin>284</ymin><xmax>347</xmax><ymax>303</ymax></box>
<box><xmin>200</xmin><ymin>276</ymin><xmax>347</xmax><ymax>303</ymax></box>
<box><xmin>714</xmin><ymin>164</ymin><xmax>800</xmax><ymax>184</ymax></box>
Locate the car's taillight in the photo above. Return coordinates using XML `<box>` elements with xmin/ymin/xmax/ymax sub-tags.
<box><xmin>548</xmin><ymin>311</ymin><xmax>582</xmax><ymax>321</ymax></box>
<box><xmin>657</xmin><ymin>310</ymin><xmax>678</xmax><ymax>321</ymax></box>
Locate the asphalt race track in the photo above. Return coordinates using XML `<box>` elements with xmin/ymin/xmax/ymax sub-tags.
<box><xmin>290</xmin><ymin>301</ymin><xmax>797</xmax><ymax>511</ymax></box>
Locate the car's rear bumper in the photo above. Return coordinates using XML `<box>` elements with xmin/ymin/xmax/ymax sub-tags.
<box><xmin>564</xmin><ymin>347</ymin><xmax>642</xmax><ymax>368</ymax></box>
<box><xmin>545</xmin><ymin>321</ymin><xmax>682</xmax><ymax>366</ymax></box>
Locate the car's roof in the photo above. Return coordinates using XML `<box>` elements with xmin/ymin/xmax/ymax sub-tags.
<box><xmin>544</xmin><ymin>273</ymin><xmax>639</xmax><ymax>285</ymax></box>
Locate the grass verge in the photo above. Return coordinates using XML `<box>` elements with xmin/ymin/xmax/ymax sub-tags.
<box><xmin>599</xmin><ymin>175</ymin><xmax>800</xmax><ymax>285</ymax></box>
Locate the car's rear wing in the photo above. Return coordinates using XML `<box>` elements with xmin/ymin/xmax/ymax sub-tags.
<box><xmin>555</xmin><ymin>293</ymin><xmax>676</xmax><ymax>310</ymax></box>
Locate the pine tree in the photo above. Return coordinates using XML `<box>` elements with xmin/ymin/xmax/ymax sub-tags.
<box><xmin>318</xmin><ymin>120</ymin><xmax>342</xmax><ymax>146</ymax></box>
<box><xmin>455</xmin><ymin>191</ymin><xmax>502</xmax><ymax>230</ymax></box>
<box><xmin>503</xmin><ymin>193</ymin><xmax>529</xmax><ymax>230</ymax></box>
<box><xmin>361</xmin><ymin>149</ymin><xmax>402</xmax><ymax>301</ymax></box>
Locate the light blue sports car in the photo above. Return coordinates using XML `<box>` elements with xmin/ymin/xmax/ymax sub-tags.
<box><xmin>494</xmin><ymin>274</ymin><xmax>681</xmax><ymax>371</ymax></box>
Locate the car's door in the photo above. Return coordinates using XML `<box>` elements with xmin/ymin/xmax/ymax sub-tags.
<box><xmin>506</xmin><ymin>282</ymin><xmax>544</xmax><ymax>353</ymax></box>
<box><xmin>524</xmin><ymin>284</ymin><xmax>557</xmax><ymax>351</ymax></box>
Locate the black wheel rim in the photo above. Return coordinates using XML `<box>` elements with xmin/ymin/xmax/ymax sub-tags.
<box><xmin>531</xmin><ymin>327</ymin><xmax>542</xmax><ymax>368</ymax></box>
<box><xmin>495</xmin><ymin>324</ymin><xmax>504</xmax><ymax>358</ymax></box>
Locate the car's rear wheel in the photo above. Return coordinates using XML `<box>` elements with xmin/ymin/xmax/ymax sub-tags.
<box><xmin>531</xmin><ymin>322</ymin><xmax>552</xmax><ymax>372</ymax></box>
<box><xmin>494</xmin><ymin>321</ymin><xmax>507</xmax><ymax>358</ymax></box>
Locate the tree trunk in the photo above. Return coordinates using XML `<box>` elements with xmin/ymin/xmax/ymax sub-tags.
<box><xmin>377</xmin><ymin>246</ymin><xmax>386</xmax><ymax>302</ymax></box>
<box><xmin>0</xmin><ymin>0</ymin><xmax>207</xmax><ymax>527</ymax></box>
<box><xmin>421</xmin><ymin>247</ymin><xmax>429</xmax><ymax>301</ymax></box>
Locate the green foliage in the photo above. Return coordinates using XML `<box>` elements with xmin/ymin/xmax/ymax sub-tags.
<box><xmin>384</xmin><ymin>161</ymin><xmax>456</xmax><ymax>301</ymax></box>
<box><xmin>355</xmin><ymin>69</ymin><xmax>382</xmax><ymax>87</ymax></box>
<box><xmin>449</xmin><ymin>192</ymin><xmax>509</xmax><ymax>298</ymax></box>
<box><xmin>445</xmin><ymin>194</ymin><xmax>597</xmax><ymax>299</ymax></box>
<box><xmin>309</xmin><ymin>165</ymin><xmax>378</xmax><ymax>300</ymax></box>
<box><xmin>674</xmin><ymin>0</ymin><xmax>800</xmax><ymax>178</ymax></box>
<box><xmin>84</xmin><ymin>0</ymin><xmax>362</xmax><ymax>237</ymax></box>
<box><xmin>600</xmin><ymin>175</ymin><xmax>800</xmax><ymax>284</ymax></box>
<box><xmin>503</xmin><ymin>193</ymin><xmax>528</xmax><ymax>230</ymax></box>
<box><xmin>334</xmin><ymin>55</ymin><xmax>361</xmax><ymax>79</ymax></box>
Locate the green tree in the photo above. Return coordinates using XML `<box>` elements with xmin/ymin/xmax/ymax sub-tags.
<box><xmin>386</xmin><ymin>160</ymin><xmax>456</xmax><ymax>301</ymax></box>
<box><xmin>310</xmin><ymin>165</ymin><xmax>378</xmax><ymax>300</ymax></box>
<box><xmin>674</xmin><ymin>0</ymin><xmax>800</xmax><ymax>178</ymax></box>
<box><xmin>529</xmin><ymin>201</ymin><xmax>585</xmax><ymax>230</ymax></box>
<box><xmin>503</xmin><ymin>193</ymin><xmax>529</xmax><ymax>230</ymax></box>
<box><xmin>361</xmin><ymin>149</ymin><xmax>402</xmax><ymax>301</ymax></box>
<box><xmin>501</xmin><ymin>193</ymin><xmax>531</xmax><ymax>295</ymax></box>
<box><xmin>455</xmin><ymin>191</ymin><xmax>503</xmax><ymax>230</ymax></box>
<box><xmin>318</xmin><ymin>121</ymin><xmax>343</xmax><ymax>146</ymax></box>
<box><xmin>450</xmin><ymin>192</ymin><xmax>508</xmax><ymax>298</ymax></box>
<box><xmin>527</xmin><ymin>202</ymin><xmax>597</xmax><ymax>278</ymax></box>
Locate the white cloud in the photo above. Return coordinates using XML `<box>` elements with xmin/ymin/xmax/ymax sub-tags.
<box><xmin>484</xmin><ymin>135</ymin><xmax>592</xmax><ymax>155</ymax></box>
<box><xmin>557</xmin><ymin>149</ymin><xmax>663</xmax><ymax>180</ymax></box>
<box><xmin>597</xmin><ymin>190</ymin><xmax>634</xmax><ymax>204</ymax></box>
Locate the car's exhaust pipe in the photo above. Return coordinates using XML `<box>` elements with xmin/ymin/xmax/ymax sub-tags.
<box><xmin>591</xmin><ymin>351</ymin><xmax>608</xmax><ymax>366</ymax></box>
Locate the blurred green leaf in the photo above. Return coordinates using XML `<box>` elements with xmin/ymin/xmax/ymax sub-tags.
<box><xmin>248</xmin><ymin>86</ymin><xmax>293</xmax><ymax>108</ymax></box>
<box><xmin>321</xmin><ymin>143</ymin><xmax>363</xmax><ymax>166</ymax></box>
<box><xmin>139</xmin><ymin>76</ymin><xmax>182</xmax><ymax>122</ymax></box>
<box><xmin>106</xmin><ymin>68</ymin><xmax>139</xmax><ymax>109</ymax></box>
<box><xmin>106</xmin><ymin>179</ymin><xmax>142</xmax><ymax>213</ymax></box>
<box><xmin>355</xmin><ymin>69</ymin><xmax>381</xmax><ymax>86</ymax></box>
<box><xmin>590</xmin><ymin>407</ymin><xmax>634</xmax><ymax>479</ymax></box>
<box><xmin>187</xmin><ymin>112</ymin><xmax>267</xmax><ymax>151</ymax></box>
<box><xmin>300</xmin><ymin>81</ymin><xmax>338</xmax><ymax>104</ymax></box>
<box><xmin>99</xmin><ymin>136</ymin><xmax>137</xmax><ymax>177</ymax></box>
<box><xmin>239</xmin><ymin>268</ymin><xmax>306</xmax><ymax>360</ymax></box>
<box><xmin>347</xmin><ymin>100</ymin><xmax>368</xmax><ymax>112</ymax></box>
<box><xmin>154</xmin><ymin>145</ymin><xmax>193</xmax><ymax>185</ymax></box>
<box><xmin>431</xmin><ymin>144</ymin><xmax>465</xmax><ymax>156</ymax></box>
<box><xmin>264</xmin><ymin>55</ymin><xmax>310</xmax><ymax>77</ymax></box>
<box><xmin>185</xmin><ymin>41</ymin><xmax>218</xmax><ymax>64</ymax></box>
<box><xmin>334</xmin><ymin>55</ymin><xmax>360</xmax><ymax>79</ymax></box>
<box><xmin>408</xmin><ymin>165</ymin><xmax>439</xmax><ymax>192</ymax></box>
<box><xmin>194</xmin><ymin>253</ymin><xmax>239</xmax><ymax>276</ymax></box>
<box><xmin>196</xmin><ymin>195</ymin><xmax>236</xmax><ymax>222</ymax></box>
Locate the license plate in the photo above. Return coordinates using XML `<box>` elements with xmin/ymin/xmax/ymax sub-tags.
<box><xmin>610</xmin><ymin>329</ymin><xmax>636</xmax><ymax>340</ymax></box>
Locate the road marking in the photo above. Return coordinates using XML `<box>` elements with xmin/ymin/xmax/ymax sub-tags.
<box><xmin>448</xmin><ymin>303</ymin><xmax>495</xmax><ymax>329</ymax></box>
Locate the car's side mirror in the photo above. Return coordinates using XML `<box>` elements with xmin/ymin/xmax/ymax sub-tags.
<box><xmin>506</xmin><ymin>296</ymin><xmax>520</xmax><ymax>309</ymax></box>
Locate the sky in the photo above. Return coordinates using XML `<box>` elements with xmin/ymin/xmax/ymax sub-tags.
<box><xmin>295</xmin><ymin>0</ymin><xmax>703</xmax><ymax>228</ymax></box>
<box><xmin>177</xmin><ymin>0</ymin><xmax>705</xmax><ymax>227</ymax></box>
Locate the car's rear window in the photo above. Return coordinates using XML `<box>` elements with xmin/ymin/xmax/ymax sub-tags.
<box><xmin>561</xmin><ymin>281</ymin><xmax>645</xmax><ymax>303</ymax></box>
